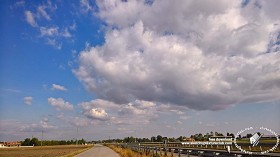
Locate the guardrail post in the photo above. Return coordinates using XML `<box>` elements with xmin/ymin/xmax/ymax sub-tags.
<box><xmin>187</xmin><ymin>150</ymin><xmax>190</xmax><ymax>157</ymax></box>
<box><xmin>156</xmin><ymin>147</ymin><xmax>158</xmax><ymax>155</ymax></box>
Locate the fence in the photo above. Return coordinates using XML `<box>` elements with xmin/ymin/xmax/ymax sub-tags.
<box><xmin>112</xmin><ymin>142</ymin><xmax>280</xmax><ymax>157</ymax></box>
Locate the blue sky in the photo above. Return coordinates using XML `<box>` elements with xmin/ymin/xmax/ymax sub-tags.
<box><xmin>0</xmin><ymin>0</ymin><xmax>280</xmax><ymax>141</ymax></box>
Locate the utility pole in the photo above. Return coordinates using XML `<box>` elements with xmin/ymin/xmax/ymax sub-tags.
<box><xmin>76</xmin><ymin>127</ymin><xmax>78</xmax><ymax>146</ymax></box>
<box><xmin>41</xmin><ymin>130</ymin><xmax>44</xmax><ymax>146</ymax></box>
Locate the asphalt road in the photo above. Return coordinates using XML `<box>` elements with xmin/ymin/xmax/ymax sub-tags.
<box><xmin>74</xmin><ymin>144</ymin><xmax>120</xmax><ymax>157</ymax></box>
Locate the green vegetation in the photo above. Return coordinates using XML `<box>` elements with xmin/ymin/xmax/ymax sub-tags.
<box><xmin>22</xmin><ymin>137</ymin><xmax>40</xmax><ymax>146</ymax></box>
<box><xmin>99</xmin><ymin>131</ymin><xmax>236</xmax><ymax>143</ymax></box>
<box><xmin>21</xmin><ymin>137</ymin><xmax>87</xmax><ymax>146</ymax></box>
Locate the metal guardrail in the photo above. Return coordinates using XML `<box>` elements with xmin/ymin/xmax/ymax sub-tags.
<box><xmin>112</xmin><ymin>142</ymin><xmax>280</xmax><ymax>157</ymax></box>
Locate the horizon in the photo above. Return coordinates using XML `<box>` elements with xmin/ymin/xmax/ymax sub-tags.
<box><xmin>0</xmin><ymin>0</ymin><xmax>279</xmax><ymax>142</ymax></box>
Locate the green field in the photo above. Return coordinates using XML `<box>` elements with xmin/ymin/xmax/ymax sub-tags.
<box><xmin>0</xmin><ymin>145</ymin><xmax>93</xmax><ymax>157</ymax></box>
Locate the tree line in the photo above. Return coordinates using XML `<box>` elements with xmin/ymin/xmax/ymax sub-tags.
<box><xmin>99</xmin><ymin>131</ymin><xmax>242</xmax><ymax>143</ymax></box>
<box><xmin>21</xmin><ymin>137</ymin><xmax>86</xmax><ymax>146</ymax></box>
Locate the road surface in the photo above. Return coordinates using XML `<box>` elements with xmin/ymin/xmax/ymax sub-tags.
<box><xmin>74</xmin><ymin>144</ymin><xmax>120</xmax><ymax>157</ymax></box>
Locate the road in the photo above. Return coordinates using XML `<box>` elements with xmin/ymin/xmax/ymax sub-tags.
<box><xmin>74</xmin><ymin>144</ymin><xmax>120</xmax><ymax>157</ymax></box>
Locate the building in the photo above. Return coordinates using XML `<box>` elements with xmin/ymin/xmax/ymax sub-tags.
<box><xmin>0</xmin><ymin>142</ymin><xmax>5</xmax><ymax>147</ymax></box>
<box><xmin>1</xmin><ymin>141</ymin><xmax>21</xmax><ymax>147</ymax></box>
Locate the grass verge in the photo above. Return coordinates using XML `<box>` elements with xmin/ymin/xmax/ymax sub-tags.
<box><xmin>106</xmin><ymin>144</ymin><xmax>170</xmax><ymax>157</ymax></box>
<box><xmin>0</xmin><ymin>145</ymin><xmax>93</xmax><ymax>157</ymax></box>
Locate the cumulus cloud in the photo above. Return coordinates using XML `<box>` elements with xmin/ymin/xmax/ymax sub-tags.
<box><xmin>24</xmin><ymin>96</ymin><xmax>33</xmax><ymax>105</ymax></box>
<box><xmin>51</xmin><ymin>84</ymin><xmax>67</xmax><ymax>91</ymax></box>
<box><xmin>48</xmin><ymin>97</ymin><xmax>73</xmax><ymax>111</ymax></box>
<box><xmin>84</xmin><ymin>108</ymin><xmax>109</xmax><ymax>121</ymax></box>
<box><xmin>75</xmin><ymin>0</ymin><xmax>280</xmax><ymax>111</ymax></box>
<box><xmin>79</xmin><ymin>99</ymin><xmax>188</xmax><ymax>125</ymax></box>
<box><xmin>24</xmin><ymin>11</ymin><xmax>37</xmax><ymax>27</ymax></box>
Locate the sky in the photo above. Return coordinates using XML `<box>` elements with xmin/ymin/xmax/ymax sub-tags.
<box><xmin>0</xmin><ymin>0</ymin><xmax>280</xmax><ymax>142</ymax></box>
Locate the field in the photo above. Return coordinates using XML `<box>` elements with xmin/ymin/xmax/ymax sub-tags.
<box><xmin>0</xmin><ymin>145</ymin><xmax>93</xmax><ymax>157</ymax></box>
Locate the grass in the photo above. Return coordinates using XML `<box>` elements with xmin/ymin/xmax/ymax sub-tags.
<box><xmin>0</xmin><ymin>145</ymin><xmax>93</xmax><ymax>157</ymax></box>
<box><xmin>106</xmin><ymin>145</ymin><xmax>171</xmax><ymax>157</ymax></box>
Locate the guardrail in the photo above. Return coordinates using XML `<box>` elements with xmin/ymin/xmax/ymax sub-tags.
<box><xmin>111</xmin><ymin>142</ymin><xmax>280</xmax><ymax>157</ymax></box>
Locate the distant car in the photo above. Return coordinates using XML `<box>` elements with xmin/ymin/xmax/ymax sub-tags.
<box><xmin>190</xmin><ymin>150</ymin><xmax>199</xmax><ymax>155</ymax></box>
<box><xmin>181</xmin><ymin>149</ymin><xmax>188</xmax><ymax>154</ymax></box>
<box><xmin>216</xmin><ymin>152</ymin><xmax>236</xmax><ymax>157</ymax></box>
<box><xmin>198</xmin><ymin>151</ymin><xmax>215</xmax><ymax>157</ymax></box>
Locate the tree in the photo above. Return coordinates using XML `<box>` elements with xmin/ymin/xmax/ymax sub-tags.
<box><xmin>197</xmin><ymin>133</ymin><xmax>204</xmax><ymax>141</ymax></box>
<box><xmin>123</xmin><ymin>136</ymin><xmax>135</xmax><ymax>143</ymax></box>
<box><xmin>30</xmin><ymin>137</ymin><xmax>40</xmax><ymax>146</ymax></box>
<box><xmin>229</xmin><ymin>133</ymin><xmax>235</xmax><ymax>138</ymax></box>
<box><xmin>78</xmin><ymin>138</ymin><xmax>86</xmax><ymax>144</ymax></box>
<box><xmin>246</xmin><ymin>134</ymin><xmax>252</xmax><ymax>138</ymax></box>
<box><xmin>22</xmin><ymin>137</ymin><xmax>39</xmax><ymax>146</ymax></box>
<box><xmin>156</xmin><ymin>135</ymin><xmax>163</xmax><ymax>142</ymax></box>
<box><xmin>168</xmin><ymin>137</ymin><xmax>176</xmax><ymax>142</ymax></box>
<box><xmin>151</xmin><ymin>136</ymin><xmax>156</xmax><ymax>142</ymax></box>
<box><xmin>22</xmin><ymin>138</ymin><xmax>31</xmax><ymax>146</ymax></box>
<box><xmin>177</xmin><ymin>136</ymin><xmax>183</xmax><ymax>142</ymax></box>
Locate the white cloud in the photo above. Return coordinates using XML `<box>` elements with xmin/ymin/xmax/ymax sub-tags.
<box><xmin>22</xmin><ymin>1</ymin><xmax>74</xmax><ymax>50</ymax></box>
<box><xmin>48</xmin><ymin>97</ymin><xmax>73</xmax><ymax>111</ymax></box>
<box><xmin>37</xmin><ymin>5</ymin><xmax>51</xmax><ymax>20</ymax></box>
<box><xmin>69</xmin><ymin>22</ymin><xmax>77</xmax><ymax>30</ymax></box>
<box><xmin>23</xmin><ymin>96</ymin><xmax>33</xmax><ymax>105</ymax></box>
<box><xmin>51</xmin><ymin>84</ymin><xmax>67</xmax><ymax>91</ymax></box>
<box><xmin>46</xmin><ymin>38</ymin><xmax>62</xmax><ymax>49</ymax></box>
<box><xmin>36</xmin><ymin>0</ymin><xmax>56</xmax><ymax>21</ymax></box>
<box><xmin>40</xmin><ymin>26</ymin><xmax>73</xmax><ymax>49</ymax></box>
<box><xmin>79</xmin><ymin>99</ymin><xmax>189</xmax><ymax>126</ymax></box>
<box><xmin>3</xmin><ymin>88</ymin><xmax>21</xmax><ymax>93</ymax></box>
<box><xmin>80</xmin><ymin>0</ymin><xmax>93</xmax><ymax>13</ymax></box>
<box><xmin>177</xmin><ymin>121</ymin><xmax>183</xmax><ymax>124</ymax></box>
<box><xmin>40</xmin><ymin>26</ymin><xmax>59</xmax><ymax>36</ymax></box>
<box><xmin>20</xmin><ymin>118</ymin><xmax>56</xmax><ymax>132</ymax></box>
<box><xmin>14</xmin><ymin>1</ymin><xmax>25</xmax><ymax>8</ymax></box>
<box><xmin>180</xmin><ymin>116</ymin><xmax>191</xmax><ymax>120</ymax></box>
<box><xmin>84</xmin><ymin>108</ymin><xmax>109</xmax><ymax>121</ymax></box>
<box><xmin>24</xmin><ymin>10</ymin><xmax>37</xmax><ymax>27</ymax></box>
<box><xmin>61</xmin><ymin>28</ymin><xmax>72</xmax><ymax>38</ymax></box>
<box><xmin>75</xmin><ymin>0</ymin><xmax>280</xmax><ymax>111</ymax></box>
<box><xmin>57</xmin><ymin>115</ymin><xmax>89</xmax><ymax>127</ymax></box>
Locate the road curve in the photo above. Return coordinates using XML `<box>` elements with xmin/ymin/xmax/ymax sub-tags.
<box><xmin>74</xmin><ymin>144</ymin><xmax>120</xmax><ymax>157</ymax></box>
